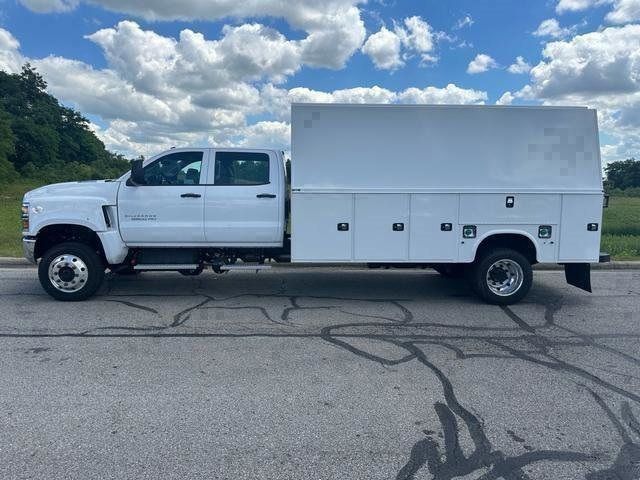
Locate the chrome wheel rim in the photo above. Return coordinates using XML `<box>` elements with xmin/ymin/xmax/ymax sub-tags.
<box><xmin>486</xmin><ymin>259</ymin><xmax>523</xmax><ymax>296</ymax></box>
<box><xmin>48</xmin><ymin>254</ymin><xmax>89</xmax><ymax>293</ymax></box>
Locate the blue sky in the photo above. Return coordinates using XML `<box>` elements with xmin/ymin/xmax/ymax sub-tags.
<box><xmin>0</xmin><ymin>0</ymin><xmax>638</xmax><ymax>161</ymax></box>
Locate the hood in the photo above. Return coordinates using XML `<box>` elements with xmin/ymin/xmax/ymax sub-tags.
<box><xmin>24</xmin><ymin>179</ymin><xmax>121</xmax><ymax>204</ymax></box>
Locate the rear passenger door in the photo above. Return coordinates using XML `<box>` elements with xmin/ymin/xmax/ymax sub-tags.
<box><xmin>204</xmin><ymin>150</ymin><xmax>283</xmax><ymax>245</ymax></box>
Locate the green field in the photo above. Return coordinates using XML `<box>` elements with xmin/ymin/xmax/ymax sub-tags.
<box><xmin>601</xmin><ymin>196</ymin><xmax>640</xmax><ymax>259</ymax></box>
<box><xmin>1</xmin><ymin>183</ymin><xmax>639</xmax><ymax>259</ymax></box>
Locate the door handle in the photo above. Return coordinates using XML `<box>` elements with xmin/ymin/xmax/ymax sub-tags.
<box><xmin>256</xmin><ymin>193</ymin><xmax>276</xmax><ymax>198</ymax></box>
<box><xmin>180</xmin><ymin>193</ymin><xmax>201</xmax><ymax>198</ymax></box>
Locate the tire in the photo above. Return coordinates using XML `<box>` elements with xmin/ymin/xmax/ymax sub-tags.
<box><xmin>179</xmin><ymin>266</ymin><xmax>203</xmax><ymax>276</ymax></box>
<box><xmin>38</xmin><ymin>242</ymin><xmax>105</xmax><ymax>301</ymax></box>
<box><xmin>471</xmin><ymin>248</ymin><xmax>532</xmax><ymax>305</ymax></box>
<box><xmin>433</xmin><ymin>264</ymin><xmax>466</xmax><ymax>278</ymax></box>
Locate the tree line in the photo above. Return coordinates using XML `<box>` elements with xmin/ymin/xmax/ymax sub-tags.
<box><xmin>0</xmin><ymin>64</ymin><xmax>130</xmax><ymax>184</ymax></box>
<box><xmin>605</xmin><ymin>158</ymin><xmax>640</xmax><ymax>195</ymax></box>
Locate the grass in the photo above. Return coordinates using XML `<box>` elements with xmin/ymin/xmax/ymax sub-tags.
<box><xmin>0</xmin><ymin>182</ymin><xmax>40</xmax><ymax>257</ymax></box>
<box><xmin>601</xmin><ymin>196</ymin><xmax>640</xmax><ymax>259</ymax></box>
<box><xmin>1</xmin><ymin>182</ymin><xmax>639</xmax><ymax>260</ymax></box>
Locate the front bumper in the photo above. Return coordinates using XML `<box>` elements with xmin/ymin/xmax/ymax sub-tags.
<box><xmin>22</xmin><ymin>237</ymin><xmax>37</xmax><ymax>264</ymax></box>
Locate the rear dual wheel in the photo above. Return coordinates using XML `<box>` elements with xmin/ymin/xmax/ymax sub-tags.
<box><xmin>470</xmin><ymin>248</ymin><xmax>532</xmax><ymax>305</ymax></box>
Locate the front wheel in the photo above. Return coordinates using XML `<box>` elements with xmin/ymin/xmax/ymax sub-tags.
<box><xmin>38</xmin><ymin>242</ymin><xmax>105</xmax><ymax>301</ymax></box>
<box><xmin>471</xmin><ymin>248</ymin><xmax>532</xmax><ymax>305</ymax></box>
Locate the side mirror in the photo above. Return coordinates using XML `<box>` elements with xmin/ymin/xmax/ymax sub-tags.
<box><xmin>128</xmin><ymin>159</ymin><xmax>145</xmax><ymax>186</ymax></box>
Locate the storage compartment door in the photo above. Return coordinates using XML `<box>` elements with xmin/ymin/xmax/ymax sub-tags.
<box><xmin>291</xmin><ymin>193</ymin><xmax>353</xmax><ymax>261</ymax></box>
<box><xmin>354</xmin><ymin>194</ymin><xmax>409</xmax><ymax>261</ymax></box>
<box><xmin>409</xmin><ymin>194</ymin><xmax>459</xmax><ymax>261</ymax></box>
<box><xmin>559</xmin><ymin>194</ymin><xmax>603</xmax><ymax>262</ymax></box>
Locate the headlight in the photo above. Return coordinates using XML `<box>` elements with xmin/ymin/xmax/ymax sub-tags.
<box><xmin>21</xmin><ymin>203</ymin><xmax>29</xmax><ymax>231</ymax></box>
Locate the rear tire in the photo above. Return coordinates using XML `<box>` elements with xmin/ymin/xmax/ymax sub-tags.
<box><xmin>471</xmin><ymin>248</ymin><xmax>532</xmax><ymax>305</ymax></box>
<box><xmin>179</xmin><ymin>266</ymin><xmax>203</xmax><ymax>276</ymax></box>
<box><xmin>38</xmin><ymin>242</ymin><xmax>105</xmax><ymax>301</ymax></box>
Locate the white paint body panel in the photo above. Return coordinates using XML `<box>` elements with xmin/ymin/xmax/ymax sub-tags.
<box><xmin>354</xmin><ymin>194</ymin><xmax>409</xmax><ymax>261</ymax></box>
<box><xmin>292</xmin><ymin>104</ymin><xmax>601</xmax><ymax>192</ymax></box>
<box><xmin>559</xmin><ymin>194</ymin><xmax>603</xmax><ymax>262</ymax></box>
<box><xmin>117</xmin><ymin>148</ymin><xmax>210</xmax><ymax>245</ymax></box>
<box><xmin>291</xmin><ymin>193</ymin><xmax>353</xmax><ymax>261</ymax></box>
<box><xmin>409</xmin><ymin>194</ymin><xmax>459</xmax><ymax>261</ymax></box>
<box><xmin>203</xmin><ymin>149</ymin><xmax>284</xmax><ymax>245</ymax></box>
<box><xmin>291</xmin><ymin>104</ymin><xmax>603</xmax><ymax>263</ymax></box>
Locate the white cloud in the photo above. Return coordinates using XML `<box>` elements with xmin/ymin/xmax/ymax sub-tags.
<box><xmin>262</xmin><ymin>84</ymin><xmax>487</xmax><ymax>121</ymax></box>
<box><xmin>466</xmin><ymin>54</ymin><xmax>498</xmax><ymax>74</ymax></box>
<box><xmin>555</xmin><ymin>0</ymin><xmax>640</xmax><ymax>24</ymax></box>
<box><xmin>521</xmin><ymin>24</ymin><xmax>640</xmax><ymax>163</ymax></box>
<box><xmin>496</xmin><ymin>91</ymin><xmax>515</xmax><ymax>105</ymax></box>
<box><xmin>454</xmin><ymin>15</ymin><xmax>474</xmax><ymax>29</ymax></box>
<box><xmin>527</xmin><ymin>25</ymin><xmax>640</xmax><ymax>98</ymax></box>
<box><xmin>19</xmin><ymin>0</ymin><xmax>77</xmax><ymax>13</ymax></box>
<box><xmin>362</xmin><ymin>15</ymin><xmax>442</xmax><ymax>70</ymax></box>
<box><xmin>556</xmin><ymin>0</ymin><xmax>604</xmax><ymax>13</ymax></box>
<box><xmin>397</xmin><ymin>16</ymin><xmax>435</xmax><ymax>53</ymax></box>
<box><xmin>397</xmin><ymin>84</ymin><xmax>487</xmax><ymax>104</ymax></box>
<box><xmin>533</xmin><ymin>18</ymin><xmax>576</xmax><ymax>39</ymax></box>
<box><xmin>507</xmin><ymin>56</ymin><xmax>532</xmax><ymax>74</ymax></box>
<box><xmin>361</xmin><ymin>26</ymin><xmax>403</xmax><ymax>70</ymax></box>
<box><xmin>19</xmin><ymin>0</ymin><xmax>366</xmax><ymax>70</ymax></box>
<box><xmin>232</xmin><ymin>121</ymin><xmax>291</xmax><ymax>150</ymax></box>
<box><xmin>606</xmin><ymin>0</ymin><xmax>640</xmax><ymax>23</ymax></box>
<box><xmin>0</xmin><ymin>28</ymin><xmax>22</xmax><ymax>73</ymax></box>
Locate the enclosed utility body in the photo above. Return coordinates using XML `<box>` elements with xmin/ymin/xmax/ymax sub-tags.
<box><xmin>291</xmin><ymin>103</ymin><xmax>603</xmax><ymax>266</ymax></box>
<box><xmin>23</xmin><ymin>104</ymin><xmax>605</xmax><ymax>304</ymax></box>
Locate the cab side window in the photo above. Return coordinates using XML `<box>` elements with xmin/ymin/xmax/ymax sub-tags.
<box><xmin>214</xmin><ymin>152</ymin><xmax>269</xmax><ymax>186</ymax></box>
<box><xmin>143</xmin><ymin>151</ymin><xmax>203</xmax><ymax>186</ymax></box>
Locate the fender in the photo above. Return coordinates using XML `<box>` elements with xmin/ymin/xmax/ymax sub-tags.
<box><xmin>469</xmin><ymin>228</ymin><xmax>541</xmax><ymax>263</ymax></box>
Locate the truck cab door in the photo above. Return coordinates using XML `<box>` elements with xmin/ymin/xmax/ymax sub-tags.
<box><xmin>204</xmin><ymin>150</ymin><xmax>283</xmax><ymax>246</ymax></box>
<box><xmin>118</xmin><ymin>149</ymin><xmax>209</xmax><ymax>245</ymax></box>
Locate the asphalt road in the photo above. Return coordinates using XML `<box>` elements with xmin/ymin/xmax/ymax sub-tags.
<box><xmin>0</xmin><ymin>266</ymin><xmax>639</xmax><ymax>480</ymax></box>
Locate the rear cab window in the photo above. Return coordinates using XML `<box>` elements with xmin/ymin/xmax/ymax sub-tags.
<box><xmin>213</xmin><ymin>152</ymin><xmax>270</xmax><ymax>186</ymax></box>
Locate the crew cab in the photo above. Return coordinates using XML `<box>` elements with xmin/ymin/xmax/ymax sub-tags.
<box><xmin>22</xmin><ymin>104</ymin><xmax>607</xmax><ymax>304</ymax></box>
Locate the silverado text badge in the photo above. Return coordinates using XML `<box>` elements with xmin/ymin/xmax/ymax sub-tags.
<box><xmin>124</xmin><ymin>213</ymin><xmax>157</xmax><ymax>222</ymax></box>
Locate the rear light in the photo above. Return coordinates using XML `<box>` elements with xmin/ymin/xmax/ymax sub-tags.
<box><xmin>21</xmin><ymin>203</ymin><xmax>29</xmax><ymax>231</ymax></box>
<box><xmin>587</xmin><ymin>223</ymin><xmax>599</xmax><ymax>232</ymax></box>
<box><xmin>538</xmin><ymin>225</ymin><xmax>552</xmax><ymax>238</ymax></box>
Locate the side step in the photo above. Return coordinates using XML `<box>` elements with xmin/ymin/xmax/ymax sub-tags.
<box><xmin>220</xmin><ymin>264</ymin><xmax>271</xmax><ymax>271</ymax></box>
<box><xmin>134</xmin><ymin>264</ymin><xmax>199</xmax><ymax>270</ymax></box>
<box><xmin>133</xmin><ymin>264</ymin><xmax>272</xmax><ymax>271</ymax></box>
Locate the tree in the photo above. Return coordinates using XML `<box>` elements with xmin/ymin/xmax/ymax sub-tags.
<box><xmin>0</xmin><ymin>64</ymin><xmax>132</xmax><ymax>183</ymax></box>
<box><xmin>605</xmin><ymin>158</ymin><xmax>640</xmax><ymax>190</ymax></box>
<box><xmin>0</xmin><ymin>105</ymin><xmax>17</xmax><ymax>182</ymax></box>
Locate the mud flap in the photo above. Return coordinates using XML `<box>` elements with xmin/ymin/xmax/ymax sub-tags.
<box><xmin>564</xmin><ymin>263</ymin><xmax>592</xmax><ymax>293</ymax></box>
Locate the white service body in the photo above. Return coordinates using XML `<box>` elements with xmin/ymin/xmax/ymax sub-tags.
<box><xmin>290</xmin><ymin>104</ymin><xmax>603</xmax><ymax>264</ymax></box>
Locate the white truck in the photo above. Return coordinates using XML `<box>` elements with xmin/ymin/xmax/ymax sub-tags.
<box><xmin>21</xmin><ymin>104</ymin><xmax>607</xmax><ymax>304</ymax></box>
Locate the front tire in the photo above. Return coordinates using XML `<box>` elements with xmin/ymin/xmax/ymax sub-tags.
<box><xmin>38</xmin><ymin>242</ymin><xmax>105</xmax><ymax>301</ymax></box>
<box><xmin>471</xmin><ymin>248</ymin><xmax>532</xmax><ymax>305</ymax></box>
